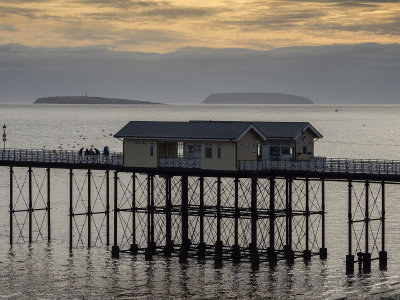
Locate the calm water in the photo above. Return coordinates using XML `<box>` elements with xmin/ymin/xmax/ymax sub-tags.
<box><xmin>1</xmin><ymin>103</ymin><xmax>400</xmax><ymax>299</ymax></box>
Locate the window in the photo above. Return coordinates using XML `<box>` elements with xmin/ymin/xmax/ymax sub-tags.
<box><xmin>270</xmin><ymin>146</ymin><xmax>280</xmax><ymax>157</ymax></box>
<box><xmin>150</xmin><ymin>144</ymin><xmax>154</xmax><ymax>156</ymax></box>
<box><xmin>205</xmin><ymin>143</ymin><xmax>212</xmax><ymax>158</ymax></box>
<box><xmin>135</xmin><ymin>140</ymin><xmax>145</xmax><ymax>145</ymax></box>
<box><xmin>257</xmin><ymin>142</ymin><xmax>262</xmax><ymax>159</ymax></box>
<box><xmin>217</xmin><ymin>144</ymin><xmax>222</xmax><ymax>159</ymax></box>
<box><xmin>178</xmin><ymin>142</ymin><xmax>184</xmax><ymax>158</ymax></box>
<box><xmin>281</xmin><ymin>146</ymin><xmax>291</xmax><ymax>155</ymax></box>
<box><xmin>303</xmin><ymin>146</ymin><xmax>307</xmax><ymax>154</ymax></box>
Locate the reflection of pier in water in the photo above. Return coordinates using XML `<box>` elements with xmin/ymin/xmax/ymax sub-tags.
<box><xmin>1</xmin><ymin>148</ymin><xmax>394</xmax><ymax>274</ymax></box>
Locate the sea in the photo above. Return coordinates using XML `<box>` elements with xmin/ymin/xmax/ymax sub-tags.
<box><xmin>1</xmin><ymin>103</ymin><xmax>400</xmax><ymax>299</ymax></box>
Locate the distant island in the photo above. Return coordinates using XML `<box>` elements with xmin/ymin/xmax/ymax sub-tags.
<box><xmin>34</xmin><ymin>96</ymin><xmax>163</xmax><ymax>105</ymax></box>
<box><xmin>203</xmin><ymin>93</ymin><xmax>313</xmax><ymax>104</ymax></box>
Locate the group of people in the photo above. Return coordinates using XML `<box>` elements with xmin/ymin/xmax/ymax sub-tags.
<box><xmin>78</xmin><ymin>146</ymin><xmax>109</xmax><ymax>156</ymax></box>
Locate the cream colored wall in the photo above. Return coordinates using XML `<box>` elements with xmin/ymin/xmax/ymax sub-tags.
<box><xmin>123</xmin><ymin>139</ymin><xmax>158</xmax><ymax>168</ymax></box>
<box><xmin>295</xmin><ymin>129</ymin><xmax>315</xmax><ymax>160</ymax></box>
<box><xmin>201</xmin><ymin>141</ymin><xmax>236</xmax><ymax>170</ymax></box>
<box><xmin>237</xmin><ymin>130</ymin><xmax>259</xmax><ymax>161</ymax></box>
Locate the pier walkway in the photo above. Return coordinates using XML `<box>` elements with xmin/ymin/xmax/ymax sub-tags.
<box><xmin>1</xmin><ymin>148</ymin><xmax>400</xmax><ymax>178</ymax></box>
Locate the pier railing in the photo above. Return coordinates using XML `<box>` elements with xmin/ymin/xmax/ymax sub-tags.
<box><xmin>158</xmin><ymin>158</ymin><xmax>201</xmax><ymax>169</ymax></box>
<box><xmin>1</xmin><ymin>148</ymin><xmax>400</xmax><ymax>176</ymax></box>
<box><xmin>0</xmin><ymin>148</ymin><xmax>123</xmax><ymax>166</ymax></box>
<box><xmin>239</xmin><ymin>158</ymin><xmax>400</xmax><ymax>175</ymax></box>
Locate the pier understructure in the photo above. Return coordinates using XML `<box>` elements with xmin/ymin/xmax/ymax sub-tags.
<box><xmin>0</xmin><ymin>149</ymin><xmax>392</xmax><ymax>274</ymax></box>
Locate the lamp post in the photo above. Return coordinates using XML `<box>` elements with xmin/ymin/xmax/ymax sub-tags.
<box><xmin>2</xmin><ymin>124</ymin><xmax>6</xmax><ymax>151</ymax></box>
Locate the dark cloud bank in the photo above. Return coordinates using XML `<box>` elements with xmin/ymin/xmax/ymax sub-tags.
<box><xmin>0</xmin><ymin>43</ymin><xmax>399</xmax><ymax>104</ymax></box>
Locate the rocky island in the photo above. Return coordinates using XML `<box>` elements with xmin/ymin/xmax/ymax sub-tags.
<box><xmin>203</xmin><ymin>93</ymin><xmax>313</xmax><ymax>104</ymax></box>
<box><xmin>34</xmin><ymin>96</ymin><xmax>163</xmax><ymax>105</ymax></box>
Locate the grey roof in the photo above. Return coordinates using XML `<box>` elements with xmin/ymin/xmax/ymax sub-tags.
<box><xmin>114</xmin><ymin>121</ymin><xmax>323</xmax><ymax>141</ymax></box>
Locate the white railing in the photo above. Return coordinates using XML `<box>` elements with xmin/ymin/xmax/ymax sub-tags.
<box><xmin>0</xmin><ymin>148</ymin><xmax>123</xmax><ymax>166</ymax></box>
<box><xmin>159</xmin><ymin>158</ymin><xmax>201</xmax><ymax>169</ymax></box>
<box><xmin>239</xmin><ymin>158</ymin><xmax>400</xmax><ymax>175</ymax></box>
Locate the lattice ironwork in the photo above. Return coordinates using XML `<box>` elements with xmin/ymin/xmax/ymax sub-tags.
<box><xmin>10</xmin><ymin>167</ymin><xmax>49</xmax><ymax>244</ymax></box>
<box><xmin>70</xmin><ymin>169</ymin><xmax>109</xmax><ymax>249</ymax></box>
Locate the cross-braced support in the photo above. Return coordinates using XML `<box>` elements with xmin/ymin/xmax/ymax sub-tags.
<box><xmin>10</xmin><ymin>167</ymin><xmax>51</xmax><ymax>245</ymax></box>
<box><xmin>346</xmin><ymin>180</ymin><xmax>386</xmax><ymax>274</ymax></box>
<box><xmin>69</xmin><ymin>169</ymin><xmax>110</xmax><ymax>251</ymax></box>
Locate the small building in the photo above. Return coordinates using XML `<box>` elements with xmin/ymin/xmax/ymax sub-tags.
<box><xmin>114</xmin><ymin>121</ymin><xmax>322</xmax><ymax>171</ymax></box>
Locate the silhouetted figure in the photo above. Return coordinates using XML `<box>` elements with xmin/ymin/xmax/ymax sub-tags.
<box><xmin>84</xmin><ymin>148</ymin><xmax>90</xmax><ymax>155</ymax></box>
<box><xmin>94</xmin><ymin>148</ymin><xmax>100</xmax><ymax>155</ymax></box>
<box><xmin>78</xmin><ymin>147</ymin><xmax>84</xmax><ymax>155</ymax></box>
<box><xmin>89</xmin><ymin>148</ymin><xmax>95</xmax><ymax>155</ymax></box>
<box><xmin>103</xmin><ymin>146</ymin><xmax>109</xmax><ymax>157</ymax></box>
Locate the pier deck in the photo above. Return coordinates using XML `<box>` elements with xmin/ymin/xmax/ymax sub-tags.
<box><xmin>0</xmin><ymin>148</ymin><xmax>393</xmax><ymax>273</ymax></box>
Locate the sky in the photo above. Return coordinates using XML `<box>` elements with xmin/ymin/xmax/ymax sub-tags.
<box><xmin>1</xmin><ymin>0</ymin><xmax>399</xmax><ymax>52</ymax></box>
<box><xmin>0</xmin><ymin>0</ymin><xmax>399</xmax><ymax>103</ymax></box>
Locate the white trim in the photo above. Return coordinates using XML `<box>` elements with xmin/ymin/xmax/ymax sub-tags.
<box><xmin>234</xmin><ymin>125</ymin><xmax>268</xmax><ymax>142</ymax></box>
<box><xmin>294</xmin><ymin>124</ymin><xmax>323</xmax><ymax>140</ymax></box>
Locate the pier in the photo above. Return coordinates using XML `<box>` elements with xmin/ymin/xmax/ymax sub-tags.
<box><xmin>0</xmin><ymin>148</ymin><xmax>393</xmax><ymax>274</ymax></box>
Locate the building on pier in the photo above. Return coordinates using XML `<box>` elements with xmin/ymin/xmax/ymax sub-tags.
<box><xmin>114</xmin><ymin>120</ymin><xmax>323</xmax><ymax>170</ymax></box>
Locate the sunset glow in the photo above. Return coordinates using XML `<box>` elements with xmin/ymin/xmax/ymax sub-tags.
<box><xmin>0</xmin><ymin>0</ymin><xmax>398</xmax><ymax>52</ymax></box>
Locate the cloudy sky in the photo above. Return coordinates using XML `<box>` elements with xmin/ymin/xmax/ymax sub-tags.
<box><xmin>1</xmin><ymin>0</ymin><xmax>399</xmax><ymax>52</ymax></box>
<box><xmin>0</xmin><ymin>0</ymin><xmax>399</xmax><ymax>103</ymax></box>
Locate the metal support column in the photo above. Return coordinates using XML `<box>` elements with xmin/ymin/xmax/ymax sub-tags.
<box><xmin>69</xmin><ymin>169</ymin><xmax>73</xmax><ymax>251</ymax></box>
<box><xmin>47</xmin><ymin>168</ymin><xmax>51</xmax><ymax>242</ymax></box>
<box><xmin>232</xmin><ymin>177</ymin><xmax>240</xmax><ymax>261</ymax></box>
<box><xmin>268</xmin><ymin>176</ymin><xmax>276</xmax><ymax>265</ymax></box>
<box><xmin>320</xmin><ymin>179</ymin><xmax>327</xmax><ymax>259</ymax></box>
<box><xmin>179</xmin><ymin>174</ymin><xmax>189</xmax><ymax>263</ymax></box>
<box><xmin>346</xmin><ymin>180</ymin><xmax>354</xmax><ymax>274</ymax></box>
<box><xmin>106</xmin><ymin>170</ymin><xmax>110</xmax><ymax>246</ymax></box>
<box><xmin>304</xmin><ymin>178</ymin><xmax>311</xmax><ymax>261</ymax></box>
<box><xmin>284</xmin><ymin>178</ymin><xmax>294</xmax><ymax>263</ymax></box>
<box><xmin>215</xmin><ymin>177</ymin><xmax>223</xmax><ymax>268</ymax></box>
<box><xmin>28</xmin><ymin>167</ymin><xmax>32</xmax><ymax>244</ymax></box>
<box><xmin>145</xmin><ymin>174</ymin><xmax>155</xmax><ymax>260</ymax></box>
<box><xmin>9</xmin><ymin>166</ymin><xmax>13</xmax><ymax>245</ymax></box>
<box><xmin>130</xmin><ymin>173</ymin><xmax>138</xmax><ymax>255</ymax></box>
<box><xmin>197</xmin><ymin>176</ymin><xmax>206</xmax><ymax>259</ymax></box>
<box><xmin>379</xmin><ymin>181</ymin><xmax>387</xmax><ymax>269</ymax></box>
<box><xmin>164</xmin><ymin>175</ymin><xmax>173</xmax><ymax>256</ymax></box>
<box><xmin>111</xmin><ymin>171</ymin><xmax>119</xmax><ymax>258</ymax></box>
<box><xmin>250</xmin><ymin>177</ymin><xmax>259</xmax><ymax>268</ymax></box>
<box><xmin>364</xmin><ymin>180</ymin><xmax>371</xmax><ymax>272</ymax></box>
<box><xmin>87</xmin><ymin>169</ymin><xmax>91</xmax><ymax>248</ymax></box>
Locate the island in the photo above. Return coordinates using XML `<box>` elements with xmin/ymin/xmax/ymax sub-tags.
<box><xmin>203</xmin><ymin>93</ymin><xmax>313</xmax><ymax>104</ymax></box>
<box><xmin>34</xmin><ymin>96</ymin><xmax>163</xmax><ymax>105</ymax></box>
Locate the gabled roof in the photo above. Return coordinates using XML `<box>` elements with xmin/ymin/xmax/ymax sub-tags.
<box><xmin>114</xmin><ymin>121</ymin><xmax>323</xmax><ymax>141</ymax></box>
